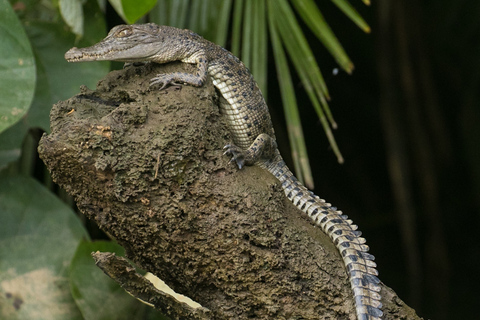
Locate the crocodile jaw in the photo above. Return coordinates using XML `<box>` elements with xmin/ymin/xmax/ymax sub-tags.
<box><xmin>65</xmin><ymin>24</ymin><xmax>164</xmax><ymax>63</ymax></box>
<box><xmin>65</xmin><ymin>43</ymin><xmax>155</xmax><ymax>63</ymax></box>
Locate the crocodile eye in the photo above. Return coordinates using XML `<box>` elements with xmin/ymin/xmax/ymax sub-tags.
<box><xmin>117</xmin><ymin>28</ymin><xmax>132</xmax><ymax>38</ymax></box>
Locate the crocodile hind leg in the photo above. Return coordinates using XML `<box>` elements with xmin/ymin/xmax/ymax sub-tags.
<box><xmin>224</xmin><ymin>133</ymin><xmax>277</xmax><ymax>169</ymax></box>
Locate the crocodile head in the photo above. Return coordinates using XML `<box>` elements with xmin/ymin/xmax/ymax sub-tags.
<box><xmin>65</xmin><ymin>23</ymin><xmax>189</xmax><ymax>63</ymax></box>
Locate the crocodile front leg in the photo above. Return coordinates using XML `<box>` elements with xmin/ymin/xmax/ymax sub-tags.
<box><xmin>150</xmin><ymin>53</ymin><xmax>208</xmax><ymax>90</ymax></box>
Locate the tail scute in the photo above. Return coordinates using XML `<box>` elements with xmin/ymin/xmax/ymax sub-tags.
<box><xmin>266</xmin><ymin>158</ymin><xmax>383</xmax><ymax>320</ymax></box>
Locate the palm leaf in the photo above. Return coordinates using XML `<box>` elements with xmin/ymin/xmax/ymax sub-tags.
<box><xmin>268</xmin><ymin>5</ymin><xmax>313</xmax><ymax>187</ymax></box>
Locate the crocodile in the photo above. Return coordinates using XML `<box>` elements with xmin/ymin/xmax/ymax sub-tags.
<box><xmin>65</xmin><ymin>23</ymin><xmax>383</xmax><ymax>320</ymax></box>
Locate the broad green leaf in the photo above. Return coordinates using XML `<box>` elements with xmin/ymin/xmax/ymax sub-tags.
<box><xmin>70</xmin><ymin>240</ymin><xmax>168</xmax><ymax>320</ymax></box>
<box><xmin>109</xmin><ymin>0</ymin><xmax>157</xmax><ymax>24</ymax></box>
<box><xmin>0</xmin><ymin>47</ymin><xmax>54</xmax><ymax>172</ymax></box>
<box><xmin>0</xmin><ymin>174</ymin><xmax>88</xmax><ymax>320</ymax></box>
<box><xmin>0</xmin><ymin>0</ymin><xmax>35</xmax><ymax>134</ymax></box>
<box><xmin>26</xmin><ymin>21</ymin><xmax>108</xmax><ymax>103</ymax></box>
<box><xmin>27</xmin><ymin>0</ymin><xmax>108</xmax><ymax>125</ymax></box>
<box><xmin>122</xmin><ymin>0</ymin><xmax>157</xmax><ymax>23</ymax></box>
<box><xmin>0</xmin><ymin>121</ymin><xmax>26</xmax><ymax>169</ymax></box>
<box><xmin>59</xmin><ymin>0</ymin><xmax>84</xmax><ymax>36</ymax></box>
<box><xmin>0</xmin><ymin>2</ymin><xmax>108</xmax><ymax>169</ymax></box>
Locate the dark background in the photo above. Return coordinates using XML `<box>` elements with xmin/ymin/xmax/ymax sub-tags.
<box><xmin>268</xmin><ymin>1</ymin><xmax>479</xmax><ymax>319</ymax></box>
<box><xmin>103</xmin><ymin>1</ymin><xmax>479</xmax><ymax>319</ymax></box>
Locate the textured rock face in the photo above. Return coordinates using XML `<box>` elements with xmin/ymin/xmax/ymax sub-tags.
<box><xmin>38</xmin><ymin>62</ymin><xmax>419</xmax><ymax>320</ymax></box>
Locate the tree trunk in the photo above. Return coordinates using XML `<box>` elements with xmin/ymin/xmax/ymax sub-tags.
<box><xmin>38</xmin><ymin>62</ymin><xmax>422</xmax><ymax>320</ymax></box>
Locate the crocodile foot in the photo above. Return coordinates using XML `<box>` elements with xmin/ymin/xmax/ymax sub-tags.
<box><xmin>150</xmin><ymin>75</ymin><xmax>183</xmax><ymax>90</ymax></box>
<box><xmin>223</xmin><ymin>144</ymin><xmax>245</xmax><ymax>169</ymax></box>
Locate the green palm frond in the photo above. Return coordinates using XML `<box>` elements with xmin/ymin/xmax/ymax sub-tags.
<box><xmin>149</xmin><ymin>0</ymin><xmax>370</xmax><ymax>188</ymax></box>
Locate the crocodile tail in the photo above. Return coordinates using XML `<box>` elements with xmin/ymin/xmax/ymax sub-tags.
<box><xmin>263</xmin><ymin>155</ymin><xmax>383</xmax><ymax>320</ymax></box>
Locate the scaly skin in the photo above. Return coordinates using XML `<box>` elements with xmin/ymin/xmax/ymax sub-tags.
<box><xmin>65</xmin><ymin>23</ymin><xmax>383</xmax><ymax>320</ymax></box>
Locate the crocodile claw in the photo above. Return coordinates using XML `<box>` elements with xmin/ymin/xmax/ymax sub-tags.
<box><xmin>223</xmin><ymin>144</ymin><xmax>245</xmax><ymax>169</ymax></box>
<box><xmin>150</xmin><ymin>76</ymin><xmax>181</xmax><ymax>91</ymax></box>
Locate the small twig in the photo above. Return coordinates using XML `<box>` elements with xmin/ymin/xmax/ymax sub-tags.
<box><xmin>92</xmin><ymin>252</ymin><xmax>212</xmax><ymax>320</ymax></box>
